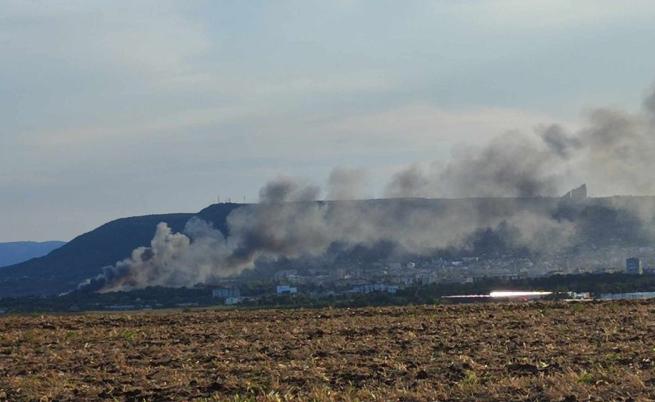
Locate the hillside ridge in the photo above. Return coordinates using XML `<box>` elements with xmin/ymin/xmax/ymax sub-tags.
<box><xmin>2</xmin><ymin>197</ymin><xmax>655</xmax><ymax>298</ymax></box>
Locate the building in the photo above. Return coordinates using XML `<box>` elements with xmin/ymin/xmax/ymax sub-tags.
<box><xmin>351</xmin><ymin>284</ymin><xmax>399</xmax><ymax>294</ymax></box>
<box><xmin>212</xmin><ymin>287</ymin><xmax>241</xmax><ymax>299</ymax></box>
<box><xmin>276</xmin><ymin>285</ymin><xmax>298</xmax><ymax>295</ymax></box>
<box><xmin>562</xmin><ymin>184</ymin><xmax>587</xmax><ymax>201</ymax></box>
<box><xmin>224</xmin><ymin>297</ymin><xmax>243</xmax><ymax>305</ymax></box>
<box><xmin>274</xmin><ymin>270</ymin><xmax>298</xmax><ymax>281</ymax></box>
<box><xmin>626</xmin><ymin>257</ymin><xmax>643</xmax><ymax>275</ymax></box>
<box><xmin>600</xmin><ymin>292</ymin><xmax>655</xmax><ymax>301</ymax></box>
<box><xmin>567</xmin><ymin>292</ymin><xmax>591</xmax><ymax>300</ymax></box>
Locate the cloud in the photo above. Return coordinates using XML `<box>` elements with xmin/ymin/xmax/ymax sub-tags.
<box><xmin>2</xmin><ymin>0</ymin><xmax>655</xmax><ymax>244</ymax></box>
<box><xmin>442</xmin><ymin>0</ymin><xmax>655</xmax><ymax>31</ymax></box>
<box><xmin>1</xmin><ymin>1</ymin><xmax>210</xmax><ymax>79</ymax></box>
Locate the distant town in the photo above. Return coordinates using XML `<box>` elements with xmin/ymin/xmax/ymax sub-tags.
<box><xmin>207</xmin><ymin>248</ymin><xmax>654</xmax><ymax>305</ymax></box>
<box><xmin>2</xmin><ymin>240</ymin><xmax>655</xmax><ymax>314</ymax></box>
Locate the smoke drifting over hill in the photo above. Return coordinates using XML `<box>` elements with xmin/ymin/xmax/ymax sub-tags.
<box><xmin>387</xmin><ymin>89</ymin><xmax>655</xmax><ymax>198</ymax></box>
<box><xmin>87</xmin><ymin>88</ymin><xmax>655</xmax><ymax>292</ymax></box>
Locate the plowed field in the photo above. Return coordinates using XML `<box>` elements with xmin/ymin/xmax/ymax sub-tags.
<box><xmin>1</xmin><ymin>301</ymin><xmax>654</xmax><ymax>401</ymax></box>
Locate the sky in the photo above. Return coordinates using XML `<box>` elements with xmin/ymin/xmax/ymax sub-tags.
<box><xmin>2</xmin><ymin>0</ymin><xmax>655</xmax><ymax>242</ymax></box>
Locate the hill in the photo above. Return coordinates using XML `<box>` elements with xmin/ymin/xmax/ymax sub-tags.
<box><xmin>1</xmin><ymin>198</ymin><xmax>654</xmax><ymax>298</ymax></box>
<box><xmin>0</xmin><ymin>214</ymin><xmax>193</xmax><ymax>298</ymax></box>
<box><xmin>0</xmin><ymin>203</ymin><xmax>245</xmax><ymax>298</ymax></box>
<box><xmin>0</xmin><ymin>241</ymin><xmax>66</xmax><ymax>268</ymax></box>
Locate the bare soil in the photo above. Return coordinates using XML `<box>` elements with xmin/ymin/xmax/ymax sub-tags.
<box><xmin>1</xmin><ymin>301</ymin><xmax>654</xmax><ymax>401</ymax></box>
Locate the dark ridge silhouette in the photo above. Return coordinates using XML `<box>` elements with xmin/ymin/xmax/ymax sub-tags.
<box><xmin>0</xmin><ymin>213</ymin><xmax>193</xmax><ymax>298</ymax></box>
<box><xmin>0</xmin><ymin>241</ymin><xmax>66</xmax><ymax>268</ymax></box>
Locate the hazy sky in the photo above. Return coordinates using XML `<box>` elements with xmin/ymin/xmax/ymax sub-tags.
<box><xmin>2</xmin><ymin>0</ymin><xmax>655</xmax><ymax>241</ymax></box>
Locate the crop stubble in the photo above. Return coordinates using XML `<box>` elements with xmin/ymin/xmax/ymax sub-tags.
<box><xmin>1</xmin><ymin>301</ymin><xmax>654</xmax><ymax>401</ymax></box>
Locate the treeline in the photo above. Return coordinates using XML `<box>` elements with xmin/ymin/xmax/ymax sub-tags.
<box><xmin>433</xmin><ymin>272</ymin><xmax>655</xmax><ymax>295</ymax></box>
<box><xmin>0</xmin><ymin>287</ymin><xmax>215</xmax><ymax>313</ymax></box>
<box><xmin>1</xmin><ymin>272</ymin><xmax>655</xmax><ymax>313</ymax></box>
<box><xmin>243</xmin><ymin>273</ymin><xmax>655</xmax><ymax>308</ymax></box>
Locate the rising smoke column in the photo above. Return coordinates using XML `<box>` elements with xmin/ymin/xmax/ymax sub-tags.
<box><xmin>90</xmin><ymin>218</ymin><xmax>234</xmax><ymax>292</ymax></box>
<box><xmin>89</xmin><ymin>87</ymin><xmax>655</xmax><ymax>292</ymax></box>
<box><xmin>386</xmin><ymin>88</ymin><xmax>655</xmax><ymax>198</ymax></box>
<box><xmin>91</xmin><ymin>177</ymin><xmax>332</xmax><ymax>292</ymax></box>
<box><xmin>92</xmin><ymin>185</ymin><xmax>574</xmax><ymax>292</ymax></box>
<box><xmin>384</xmin><ymin>132</ymin><xmax>568</xmax><ymax>198</ymax></box>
